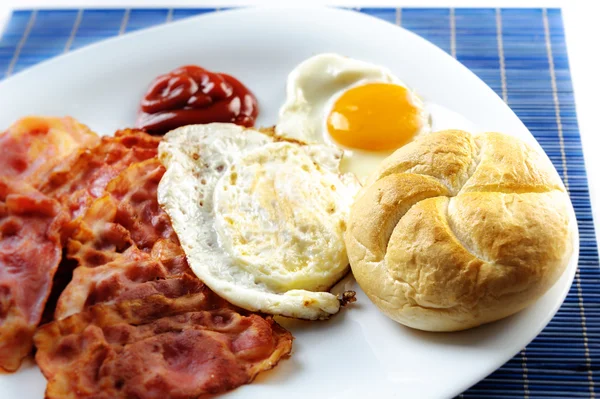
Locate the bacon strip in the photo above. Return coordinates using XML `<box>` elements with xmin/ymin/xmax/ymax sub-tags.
<box><xmin>39</xmin><ymin>129</ymin><xmax>161</xmax><ymax>219</ymax></box>
<box><xmin>67</xmin><ymin>158</ymin><xmax>181</xmax><ymax>267</ymax></box>
<box><xmin>34</xmin><ymin>291</ymin><xmax>293</xmax><ymax>399</ymax></box>
<box><xmin>0</xmin><ymin>179</ymin><xmax>68</xmax><ymax>372</ymax></box>
<box><xmin>56</xmin><ymin>248</ymin><xmax>191</xmax><ymax>319</ymax></box>
<box><xmin>56</xmin><ymin>158</ymin><xmax>190</xmax><ymax>319</ymax></box>
<box><xmin>0</xmin><ymin>116</ymin><xmax>99</xmax><ymax>186</ymax></box>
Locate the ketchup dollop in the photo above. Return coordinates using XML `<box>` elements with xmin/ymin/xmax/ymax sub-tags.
<box><xmin>136</xmin><ymin>65</ymin><xmax>259</xmax><ymax>135</ymax></box>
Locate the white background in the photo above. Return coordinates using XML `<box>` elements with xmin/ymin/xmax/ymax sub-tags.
<box><xmin>0</xmin><ymin>0</ymin><xmax>598</xmax><ymax>238</ymax></box>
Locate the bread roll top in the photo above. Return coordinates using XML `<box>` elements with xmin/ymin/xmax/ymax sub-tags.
<box><xmin>346</xmin><ymin>130</ymin><xmax>573</xmax><ymax>332</ymax></box>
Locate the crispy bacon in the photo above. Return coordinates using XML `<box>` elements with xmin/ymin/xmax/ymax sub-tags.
<box><xmin>39</xmin><ymin>129</ymin><xmax>161</xmax><ymax>219</ymax></box>
<box><xmin>0</xmin><ymin>179</ymin><xmax>69</xmax><ymax>372</ymax></box>
<box><xmin>0</xmin><ymin>118</ymin><xmax>294</xmax><ymax>395</ymax></box>
<box><xmin>46</xmin><ymin>153</ymin><xmax>295</xmax><ymax>396</ymax></box>
<box><xmin>67</xmin><ymin>158</ymin><xmax>181</xmax><ymax>267</ymax></box>
<box><xmin>56</xmin><ymin>158</ymin><xmax>190</xmax><ymax>319</ymax></box>
<box><xmin>0</xmin><ymin>116</ymin><xmax>99</xmax><ymax>186</ymax></box>
<box><xmin>56</xmin><ymin>248</ymin><xmax>193</xmax><ymax>319</ymax></box>
<box><xmin>34</xmin><ymin>292</ymin><xmax>293</xmax><ymax>399</ymax></box>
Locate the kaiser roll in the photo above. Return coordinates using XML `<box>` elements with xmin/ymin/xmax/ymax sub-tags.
<box><xmin>345</xmin><ymin>130</ymin><xmax>574</xmax><ymax>332</ymax></box>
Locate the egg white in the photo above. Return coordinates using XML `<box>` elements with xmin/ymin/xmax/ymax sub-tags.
<box><xmin>157</xmin><ymin>123</ymin><xmax>360</xmax><ymax>320</ymax></box>
<box><xmin>276</xmin><ymin>53</ymin><xmax>430</xmax><ymax>183</ymax></box>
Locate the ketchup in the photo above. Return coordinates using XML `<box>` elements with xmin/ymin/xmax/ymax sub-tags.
<box><xmin>136</xmin><ymin>65</ymin><xmax>259</xmax><ymax>135</ymax></box>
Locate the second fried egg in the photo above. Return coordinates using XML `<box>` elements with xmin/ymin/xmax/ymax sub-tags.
<box><xmin>158</xmin><ymin>123</ymin><xmax>360</xmax><ymax>320</ymax></box>
<box><xmin>276</xmin><ymin>53</ymin><xmax>430</xmax><ymax>182</ymax></box>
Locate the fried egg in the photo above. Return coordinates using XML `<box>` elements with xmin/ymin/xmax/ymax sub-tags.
<box><xmin>276</xmin><ymin>53</ymin><xmax>430</xmax><ymax>182</ymax></box>
<box><xmin>158</xmin><ymin>123</ymin><xmax>360</xmax><ymax>320</ymax></box>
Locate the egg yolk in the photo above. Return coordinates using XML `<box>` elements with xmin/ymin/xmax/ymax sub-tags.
<box><xmin>327</xmin><ymin>83</ymin><xmax>422</xmax><ymax>151</ymax></box>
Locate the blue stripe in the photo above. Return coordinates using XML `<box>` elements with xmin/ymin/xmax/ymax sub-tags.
<box><xmin>126</xmin><ymin>9</ymin><xmax>170</xmax><ymax>32</ymax></box>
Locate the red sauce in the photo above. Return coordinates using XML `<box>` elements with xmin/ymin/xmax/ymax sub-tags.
<box><xmin>136</xmin><ymin>65</ymin><xmax>259</xmax><ymax>135</ymax></box>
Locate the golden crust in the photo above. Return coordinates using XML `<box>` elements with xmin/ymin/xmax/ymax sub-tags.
<box><xmin>346</xmin><ymin>130</ymin><xmax>573</xmax><ymax>331</ymax></box>
<box><xmin>365</xmin><ymin>129</ymin><xmax>480</xmax><ymax>194</ymax></box>
<box><xmin>462</xmin><ymin>132</ymin><xmax>566</xmax><ymax>194</ymax></box>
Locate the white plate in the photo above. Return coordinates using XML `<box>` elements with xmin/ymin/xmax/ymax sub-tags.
<box><xmin>0</xmin><ymin>7</ymin><xmax>578</xmax><ymax>399</ymax></box>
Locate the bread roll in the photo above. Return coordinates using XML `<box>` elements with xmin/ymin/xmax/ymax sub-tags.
<box><xmin>345</xmin><ymin>130</ymin><xmax>573</xmax><ymax>332</ymax></box>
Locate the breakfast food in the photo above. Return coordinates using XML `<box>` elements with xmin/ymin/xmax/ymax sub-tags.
<box><xmin>39</xmin><ymin>129</ymin><xmax>161</xmax><ymax>219</ymax></box>
<box><xmin>345</xmin><ymin>130</ymin><xmax>573</xmax><ymax>331</ymax></box>
<box><xmin>35</xmin><ymin>290</ymin><xmax>293</xmax><ymax>399</ymax></box>
<box><xmin>158</xmin><ymin>123</ymin><xmax>359</xmax><ymax>320</ymax></box>
<box><xmin>137</xmin><ymin>65</ymin><xmax>259</xmax><ymax>135</ymax></box>
<box><xmin>0</xmin><ymin>116</ymin><xmax>293</xmax><ymax>398</ymax></box>
<box><xmin>0</xmin><ymin>116</ymin><xmax>99</xmax><ymax>372</ymax></box>
<box><xmin>276</xmin><ymin>53</ymin><xmax>430</xmax><ymax>181</ymax></box>
<box><xmin>65</xmin><ymin>158</ymin><xmax>179</xmax><ymax>267</ymax></box>
<box><xmin>0</xmin><ymin>179</ymin><xmax>69</xmax><ymax>372</ymax></box>
<box><xmin>55</xmin><ymin>158</ymin><xmax>189</xmax><ymax>319</ymax></box>
<box><xmin>0</xmin><ymin>40</ymin><xmax>580</xmax><ymax>398</ymax></box>
<box><xmin>0</xmin><ymin>116</ymin><xmax>99</xmax><ymax>186</ymax></box>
